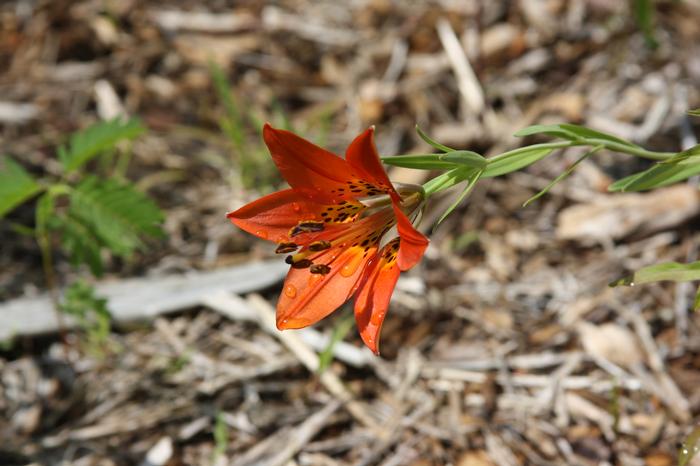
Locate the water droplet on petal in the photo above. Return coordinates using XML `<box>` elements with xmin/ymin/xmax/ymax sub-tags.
<box><xmin>256</xmin><ymin>230</ymin><xmax>268</xmax><ymax>239</ymax></box>
<box><xmin>292</xmin><ymin>202</ymin><xmax>301</xmax><ymax>212</ymax></box>
<box><xmin>341</xmin><ymin>256</ymin><xmax>363</xmax><ymax>277</ymax></box>
<box><xmin>284</xmin><ymin>284</ymin><xmax>297</xmax><ymax>298</ymax></box>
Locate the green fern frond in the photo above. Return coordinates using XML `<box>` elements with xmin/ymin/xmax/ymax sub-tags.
<box><xmin>58</xmin><ymin>118</ymin><xmax>145</xmax><ymax>173</ymax></box>
<box><xmin>68</xmin><ymin>176</ymin><xmax>164</xmax><ymax>259</ymax></box>
<box><xmin>0</xmin><ymin>156</ymin><xmax>41</xmax><ymax>217</ymax></box>
<box><xmin>56</xmin><ymin>212</ymin><xmax>105</xmax><ymax>276</ymax></box>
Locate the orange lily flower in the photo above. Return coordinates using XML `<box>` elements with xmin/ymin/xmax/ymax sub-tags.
<box><xmin>228</xmin><ymin>124</ymin><xmax>428</xmax><ymax>354</ymax></box>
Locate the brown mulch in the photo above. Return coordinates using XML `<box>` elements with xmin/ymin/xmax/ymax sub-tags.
<box><xmin>1</xmin><ymin>0</ymin><xmax>700</xmax><ymax>465</ymax></box>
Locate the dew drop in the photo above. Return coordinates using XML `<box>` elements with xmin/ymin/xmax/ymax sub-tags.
<box><xmin>284</xmin><ymin>284</ymin><xmax>297</xmax><ymax>298</ymax></box>
<box><xmin>340</xmin><ymin>256</ymin><xmax>363</xmax><ymax>277</ymax></box>
<box><xmin>292</xmin><ymin>202</ymin><xmax>301</xmax><ymax>212</ymax></box>
<box><xmin>256</xmin><ymin>230</ymin><xmax>268</xmax><ymax>239</ymax></box>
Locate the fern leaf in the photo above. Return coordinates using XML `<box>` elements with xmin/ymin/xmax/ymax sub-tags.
<box><xmin>0</xmin><ymin>156</ymin><xmax>41</xmax><ymax>217</ymax></box>
<box><xmin>55</xmin><ymin>212</ymin><xmax>105</xmax><ymax>275</ymax></box>
<box><xmin>58</xmin><ymin>118</ymin><xmax>145</xmax><ymax>173</ymax></box>
<box><xmin>68</xmin><ymin>176</ymin><xmax>164</xmax><ymax>258</ymax></box>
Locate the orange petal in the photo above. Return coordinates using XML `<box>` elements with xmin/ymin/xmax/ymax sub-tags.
<box><xmin>354</xmin><ymin>244</ymin><xmax>401</xmax><ymax>354</ymax></box>
<box><xmin>345</xmin><ymin>127</ymin><xmax>398</xmax><ymax>198</ymax></box>
<box><xmin>392</xmin><ymin>203</ymin><xmax>429</xmax><ymax>271</ymax></box>
<box><xmin>227</xmin><ymin>189</ymin><xmax>326</xmax><ymax>242</ymax></box>
<box><xmin>276</xmin><ymin>245</ymin><xmax>376</xmax><ymax>329</ymax></box>
<box><xmin>263</xmin><ymin>124</ymin><xmax>359</xmax><ymax>203</ymax></box>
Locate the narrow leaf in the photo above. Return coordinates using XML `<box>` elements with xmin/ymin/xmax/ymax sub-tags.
<box><xmin>689</xmin><ymin>108</ymin><xmax>700</xmax><ymax>117</ymax></box>
<box><xmin>632</xmin><ymin>0</ymin><xmax>658</xmax><ymax>49</ymax></box>
<box><xmin>608</xmin><ymin>160</ymin><xmax>700</xmax><ymax>192</ymax></box>
<box><xmin>610</xmin><ymin>261</ymin><xmax>700</xmax><ymax>287</ymax></box>
<box><xmin>435</xmin><ymin>168</ymin><xmax>484</xmax><ymax>226</ymax></box>
<box><xmin>523</xmin><ymin>145</ymin><xmax>601</xmax><ymax>206</ymax></box>
<box><xmin>515</xmin><ymin>123</ymin><xmax>638</xmax><ymax>148</ymax></box>
<box><xmin>381</xmin><ymin>154</ymin><xmax>460</xmax><ymax>170</ymax></box>
<box><xmin>423</xmin><ymin>166</ymin><xmax>475</xmax><ymax>197</ymax></box>
<box><xmin>694</xmin><ymin>287</ymin><xmax>700</xmax><ymax>312</ymax></box>
<box><xmin>317</xmin><ymin>312</ymin><xmax>355</xmax><ymax>374</ymax></box>
<box><xmin>0</xmin><ymin>156</ymin><xmax>41</xmax><ymax>217</ymax></box>
<box><xmin>415</xmin><ymin>125</ymin><xmax>455</xmax><ymax>153</ymax></box>
<box><xmin>482</xmin><ymin>145</ymin><xmax>555</xmax><ymax>177</ymax></box>
<box><xmin>59</xmin><ymin>118</ymin><xmax>145</xmax><ymax>173</ymax></box>
<box><xmin>439</xmin><ymin>150</ymin><xmax>487</xmax><ymax>169</ymax></box>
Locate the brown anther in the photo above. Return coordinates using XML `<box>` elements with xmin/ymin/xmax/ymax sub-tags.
<box><xmin>290</xmin><ymin>258</ymin><xmax>313</xmax><ymax>269</ymax></box>
<box><xmin>309</xmin><ymin>240</ymin><xmax>332</xmax><ymax>252</ymax></box>
<box><xmin>310</xmin><ymin>264</ymin><xmax>331</xmax><ymax>275</ymax></box>
<box><xmin>275</xmin><ymin>242</ymin><xmax>298</xmax><ymax>254</ymax></box>
<box><xmin>289</xmin><ymin>221</ymin><xmax>325</xmax><ymax>237</ymax></box>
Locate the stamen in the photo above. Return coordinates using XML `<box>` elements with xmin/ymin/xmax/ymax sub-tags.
<box><xmin>289</xmin><ymin>221</ymin><xmax>325</xmax><ymax>237</ymax></box>
<box><xmin>290</xmin><ymin>258</ymin><xmax>313</xmax><ymax>269</ymax></box>
<box><xmin>275</xmin><ymin>242</ymin><xmax>298</xmax><ymax>254</ymax></box>
<box><xmin>310</xmin><ymin>264</ymin><xmax>331</xmax><ymax>275</ymax></box>
<box><xmin>309</xmin><ymin>240</ymin><xmax>331</xmax><ymax>251</ymax></box>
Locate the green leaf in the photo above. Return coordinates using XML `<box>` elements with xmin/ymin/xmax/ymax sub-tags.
<box><xmin>608</xmin><ymin>156</ymin><xmax>700</xmax><ymax>192</ymax></box>
<box><xmin>56</xmin><ymin>213</ymin><xmax>105</xmax><ymax>275</ymax></box>
<box><xmin>382</xmin><ymin>150</ymin><xmax>486</xmax><ymax>171</ymax></box>
<box><xmin>60</xmin><ymin>281</ymin><xmax>112</xmax><ymax>348</ymax></box>
<box><xmin>439</xmin><ymin>150</ymin><xmax>487</xmax><ymax>169</ymax></box>
<box><xmin>423</xmin><ymin>166</ymin><xmax>475</xmax><ymax>197</ymax></box>
<box><xmin>0</xmin><ymin>156</ymin><xmax>41</xmax><ymax>217</ymax></box>
<box><xmin>436</xmin><ymin>168</ymin><xmax>484</xmax><ymax>226</ymax></box>
<box><xmin>68</xmin><ymin>176</ymin><xmax>164</xmax><ymax>258</ymax></box>
<box><xmin>515</xmin><ymin>123</ymin><xmax>638</xmax><ymax>148</ymax></box>
<box><xmin>381</xmin><ymin>154</ymin><xmax>461</xmax><ymax>170</ymax></box>
<box><xmin>694</xmin><ymin>287</ymin><xmax>700</xmax><ymax>312</ymax></box>
<box><xmin>523</xmin><ymin>145</ymin><xmax>601</xmax><ymax>206</ymax></box>
<box><xmin>689</xmin><ymin>108</ymin><xmax>700</xmax><ymax>117</ymax></box>
<box><xmin>679</xmin><ymin>425</ymin><xmax>700</xmax><ymax>466</ymax></box>
<box><xmin>632</xmin><ymin>0</ymin><xmax>658</xmax><ymax>49</ymax></box>
<box><xmin>317</xmin><ymin>311</ymin><xmax>355</xmax><ymax>373</ymax></box>
<box><xmin>58</xmin><ymin>118</ymin><xmax>145</xmax><ymax>173</ymax></box>
<box><xmin>610</xmin><ymin>261</ymin><xmax>700</xmax><ymax>287</ymax></box>
<box><xmin>482</xmin><ymin>145</ymin><xmax>556</xmax><ymax>177</ymax></box>
<box><xmin>415</xmin><ymin>125</ymin><xmax>455</xmax><ymax>153</ymax></box>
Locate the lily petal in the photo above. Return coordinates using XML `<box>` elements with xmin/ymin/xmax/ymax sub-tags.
<box><xmin>277</xmin><ymin>245</ymin><xmax>376</xmax><ymax>329</ymax></box>
<box><xmin>263</xmin><ymin>124</ymin><xmax>359</xmax><ymax>203</ymax></box>
<box><xmin>392</xmin><ymin>202</ymin><xmax>429</xmax><ymax>271</ymax></box>
<box><xmin>227</xmin><ymin>189</ymin><xmax>326</xmax><ymax>242</ymax></box>
<box><xmin>345</xmin><ymin>127</ymin><xmax>398</xmax><ymax>198</ymax></box>
<box><xmin>354</xmin><ymin>241</ymin><xmax>401</xmax><ymax>354</ymax></box>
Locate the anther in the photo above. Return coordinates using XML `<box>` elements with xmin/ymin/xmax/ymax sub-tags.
<box><xmin>289</xmin><ymin>221</ymin><xmax>325</xmax><ymax>237</ymax></box>
<box><xmin>290</xmin><ymin>259</ymin><xmax>313</xmax><ymax>269</ymax></box>
<box><xmin>309</xmin><ymin>240</ymin><xmax>332</xmax><ymax>252</ymax></box>
<box><xmin>275</xmin><ymin>242</ymin><xmax>298</xmax><ymax>254</ymax></box>
<box><xmin>310</xmin><ymin>264</ymin><xmax>331</xmax><ymax>275</ymax></box>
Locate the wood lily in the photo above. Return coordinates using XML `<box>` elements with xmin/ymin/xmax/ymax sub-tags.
<box><xmin>228</xmin><ymin>124</ymin><xmax>428</xmax><ymax>354</ymax></box>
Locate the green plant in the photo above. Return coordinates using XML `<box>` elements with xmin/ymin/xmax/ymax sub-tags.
<box><xmin>381</xmin><ymin>113</ymin><xmax>700</xmax><ymax>305</ymax></box>
<box><xmin>0</xmin><ymin>118</ymin><xmax>164</xmax><ymax>335</ymax></box>
<box><xmin>60</xmin><ymin>281</ymin><xmax>113</xmax><ymax>354</ymax></box>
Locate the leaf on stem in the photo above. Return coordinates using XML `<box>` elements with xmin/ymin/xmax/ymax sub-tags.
<box><xmin>58</xmin><ymin>118</ymin><xmax>145</xmax><ymax>173</ymax></box>
<box><xmin>0</xmin><ymin>156</ymin><xmax>41</xmax><ymax>218</ymax></box>
<box><xmin>515</xmin><ymin>123</ymin><xmax>638</xmax><ymax>148</ymax></box>
<box><xmin>68</xmin><ymin>176</ymin><xmax>164</xmax><ymax>258</ymax></box>
<box><xmin>610</xmin><ymin>261</ymin><xmax>700</xmax><ymax>287</ymax></box>
<box><xmin>415</xmin><ymin>125</ymin><xmax>455</xmax><ymax>153</ymax></box>
<box><xmin>523</xmin><ymin>145</ymin><xmax>601</xmax><ymax>207</ymax></box>
<box><xmin>435</xmin><ymin>168</ymin><xmax>484</xmax><ymax>226</ymax></box>
<box><xmin>689</xmin><ymin>108</ymin><xmax>700</xmax><ymax>117</ymax></box>
<box><xmin>608</xmin><ymin>145</ymin><xmax>700</xmax><ymax>192</ymax></box>
<box><xmin>381</xmin><ymin>154</ymin><xmax>461</xmax><ymax>170</ymax></box>
<box><xmin>482</xmin><ymin>145</ymin><xmax>556</xmax><ymax>177</ymax></box>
